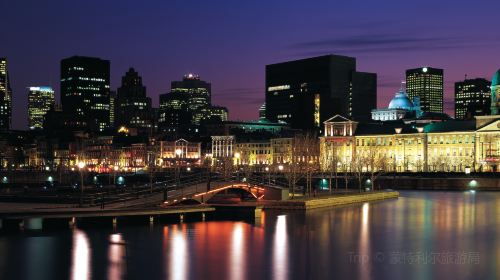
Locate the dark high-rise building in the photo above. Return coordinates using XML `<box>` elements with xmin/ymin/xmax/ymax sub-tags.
<box><xmin>28</xmin><ymin>86</ymin><xmax>55</xmax><ymax>130</ymax></box>
<box><xmin>406</xmin><ymin>67</ymin><xmax>444</xmax><ymax>113</ymax></box>
<box><xmin>0</xmin><ymin>58</ymin><xmax>12</xmax><ymax>130</ymax></box>
<box><xmin>159</xmin><ymin>74</ymin><xmax>226</xmax><ymax>132</ymax></box>
<box><xmin>115</xmin><ymin>68</ymin><xmax>152</xmax><ymax>131</ymax></box>
<box><xmin>192</xmin><ymin>106</ymin><xmax>228</xmax><ymax>125</ymax></box>
<box><xmin>454</xmin><ymin>78</ymin><xmax>491</xmax><ymax>120</ymax></box>
<box><xmin>60</xmin><ymin>56</ymin><xmax>110</xmax><ymax>132</ymax></box>
<box><xmin>170</xmin><ymin>73</ymin><xmax>211</xmax><ymax>110</ymax></box>
<box><xmin>109</xmin><ymin>90</ymin><xmax>116</xmax><ymax>127</ymax></box>
<box><xmin>265</xmin><ymin>55</ymin><xmax>376</xmax><ymax>130</ymax></box>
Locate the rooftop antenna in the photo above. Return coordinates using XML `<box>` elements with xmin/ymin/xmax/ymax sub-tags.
<box><xmin>464</xmin><ymin>74</ymin><xmax>468</xmax><ymax>81</ymax></box>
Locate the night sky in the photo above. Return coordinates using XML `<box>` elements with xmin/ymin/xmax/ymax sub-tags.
<box><xmin>1</xmin><ymin>0</ymin><xmax>500</xmax><ymax>130</ymax></box>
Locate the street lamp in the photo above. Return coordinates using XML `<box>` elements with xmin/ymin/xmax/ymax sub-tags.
<box><xmin>278</xmin><ymin>165</ymin><xmax>284</xmax><ymax>171</ymax></box>
<box><xmin>77</xmin><ymin>161</ymin><xmax>86</xmax><ymax>207</ymax></box>
<box><xmin>265</xmin><ymin>166</ymin><xmax>270</xmax><ymax>185</ymax></box>
<box><xmin>175</xmin><ymin>148</ymin><xmax>182</xmax><ymax>188</ymax></box>
<box><xmin>113</xmin><ymin>165</ymin><xmax>119</xmax><ymax>185</ymax></box>
<box><xmin>234</xmin><ymin>152</ymin><xmax>241</xmax><ymax>180</ymax></box>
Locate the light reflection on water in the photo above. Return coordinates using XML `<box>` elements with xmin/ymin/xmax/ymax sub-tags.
<box><xmin>1</xmin><ymin>191</ymin><xmax>500</xmax><ymax>280</ymax></box>
<box><xmin>71</xmin><ymin>229</ymin><xmax>91</xmax><ymax>280</ymax></box>
<box><xmin>107</xmin><ymin>233</ymin><xmax>126</xmax><ymax>280</ymax></box>
<box><xmin>230</xmin><ymin>223</ymin><xmax>246</xmax><ymax>280</ymax></box>
<box><xmin>273</xmin><ymin>215</ymin><xmax>288</xmax><ymax>280</ymax></box>
<box><xmin>359</xmin><ymin>203</ymin><xmax>370</xmax><ymax>280</ymax></box>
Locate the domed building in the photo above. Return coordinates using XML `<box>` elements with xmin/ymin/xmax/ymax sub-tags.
<box><xmin>491</xmin><ymin>69</ymin><xmax>500</xmax><ymax>115</ymax></box>
<box><xmin>372</xmin><ymin>87</ymin><xmax>422</xmax><ymax>121</ymax></box>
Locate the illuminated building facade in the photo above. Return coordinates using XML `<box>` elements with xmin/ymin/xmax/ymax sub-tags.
<box><xmin>406</xmin><ymin>67</ymin><xmax>444</xmax><ymax>113</ymax></box>
<box><xmin>28</xmin><ymin>86</ymin><xmax>55</xmax><ymax>130</ymax></box>
<box><xmin>271</xmin><ymin>138</ymin><xmax>292</xmax><ymax>164</ymax></box>
<box><xmin>115</xmin><ymin>68</ymin><xmax>152</xmax><ymax>131</ymax></box>
<box><xmin>157</xmin><ymin>139</ymin><xmax>201</xmax><ymax>167</ymax></box>
<box><xmin>454</xmin><ymin>78</ymin><xmax>491</xmax><ymax>120</ymax></box>
<box><xmin>61</xmin><ymin>56</ymin><xmax>110</xmax><ymax>132</ymax></box>
<box><xmin>320</xmin><ymin>115</ymin><xmax>500</xmax><ymax>173</ymax></box>
<box><xmin>211</xmin><ymin>135</ymin><xmax>234</xmax><ymax>159</ymax></box>
<box><xmin>491</xmin><ymin>69</ymin><xmax>500</xmax><ymax>115</ymax></box>
<box><xmin>234</xmin><ymin>141</ymin><xmax>273</xmax><ymax>165</ymax></box>
<box><xmin>0</xmin><ymin>58</ymin><xmax>12</xmax><ymax>130</ymax></box>
<box><xmin>265</xmin><ymin>54</ymin><xmax>376</xmax><ymax>130</ymax></box>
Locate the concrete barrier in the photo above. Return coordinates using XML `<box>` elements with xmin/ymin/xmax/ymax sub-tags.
<box><xmin>263</xmin><ymin>191</ymin><xmax>399</xmax><ymax>210</ymax></box>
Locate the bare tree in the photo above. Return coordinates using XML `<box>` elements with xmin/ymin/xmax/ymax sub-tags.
<box><xmin>365</xmin><ymin>145</ymin><xmax>389</xmax><ymax>190</ymax></box>
<box><xmin>324</xmin><ymin>142</ymin><xmax>340</xmax><ymax>194</ymax></box>
<box><xmin>283</xmin><ymin>133</ymin><xmax>319</xmax><ymax>198</ymax></box>
<box><xmin>351</xmin><ymin>150</ymin><xmax>367</xmax><ymax>192</ymax></box>
<box><xmin>341</xmin><ymin>161</ymin><xmax>350</xmax><ymax>191</ymax></box>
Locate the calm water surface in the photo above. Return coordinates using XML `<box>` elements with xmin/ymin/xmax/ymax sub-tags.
<box><xmin>0</xmin><ymin>191</ymin><xmax>499</xmax><ymax>280</ymax></box>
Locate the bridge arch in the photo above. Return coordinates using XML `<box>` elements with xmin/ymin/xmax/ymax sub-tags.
<box><xmin>163</xmin><ymin>183</ymin><xmax>265</xmax><ymax>206</ymax></box>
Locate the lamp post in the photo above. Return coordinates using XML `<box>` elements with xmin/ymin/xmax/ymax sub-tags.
<box><xmin>175</xmin><ymin>149</ymin><xmax>182</xmax><ymax>189</ymax></box>
<box><xmin>77</xmin><ymin>161</ymin><xmax>86</xmax><ymax>207</ymax></box>
<box><xmin>265</xmin><ymin>166</ymin><xmax>270</xmax><ymax>185</ymax></box>
<box><xmin>113</xmin><ymin>165</ymin><xmax>119</xmax><ymax>186</ymax></box>
<box><xmin>234</xmin><ymin>152</ymin><xmax>240</xmax><ymax>181</ymax></box>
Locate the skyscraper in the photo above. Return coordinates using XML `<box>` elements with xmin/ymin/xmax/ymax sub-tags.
<box><xmin>28</xmin><ymin>86</ymin><xmax>55</xmax><ymax>129</ymax></box>
<box><xmin>60</xmin><ymin>56</ymin><xmax>110</xmax><ymax>132</ymax></box>
<box><xmin>265</xmin><ymin>54</ymin><xmax>376</xmax><ymax>130</ymax></box>
<box><xmin>0</xmin><ymin>58</ymin><xmax>12</xmax><ymax>130</ymax></box>
<box><xmin>115</xmin><ymin>68</ymin><xmax>152</xmax><ymax>130</ymax></box>
<box><xmin>454</xmin><ymin>78</ymin><xmax>491</xmax><ymax>120</ymax></box>
<box><xmin>491</xmin><ymin>69</ymin><xmax>500</xmax><ymax>115</ymax></box>
<box><xmin>406</xmin><ymin>67</ymin><xmax>444</xmax><ymax>113</ymax></box>
<box><xmin>109</xmin><ymin>90</ymin><xmax>116</xmax><ymax>127</ymax></box>
<box><xmin>159</xmin><ymin>74</ymin><xmax>226</xmax><ymax>131</ymax></box>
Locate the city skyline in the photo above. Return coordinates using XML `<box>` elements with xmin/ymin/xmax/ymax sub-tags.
<box><xmin>1</xmin><ymin>1</ymin><xmax>500</xmax><ymax>130</ymax></box>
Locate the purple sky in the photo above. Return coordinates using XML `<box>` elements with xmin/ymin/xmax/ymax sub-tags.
<box><xmin>1</xmin><ymin>0</ymin><xmax>500</xmax><ymax>129</ymax></box>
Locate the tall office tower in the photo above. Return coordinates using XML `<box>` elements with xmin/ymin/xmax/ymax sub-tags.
<box><xmin>454</xmin><ymin>78</ymin><xmax>491</xmax><ymax>119</ymax></box>
<box><xmin>159</xmin><ymin>73</ymin><xmax>223</xmax><ymax>131</ymax></box>
<box><xmin>0</xmin><ymin>58</ymin><xmax>12</xmax><ymax>130</ymax></box>
<box><xmin>115</xmin><ymin>68</ymin><xmax>152</xmax><ymax>130</ymax></box>
<box><xmin>60</xmin><ymin>56</ymin><xmax>110</xmax><ymax>132</ymax></box>
<box><xmin>265</xmin><ymin>54</ymin><xmax>376</xmax><ymax>130</ymax></box>
<box><xmin>109</xmin><ymin>90</ymin><xmax>116</xmax><ymax>127</ymax></box>
<box><xmin>491</xmin><ymin>69</ymin><xmax>500</xmax><ymax>115</ymax></box>
<box><xmin>406</xmin><ymin>67</ymin><xmax>444</xmax><ymax>113</ymax></box>
<box><xmin>28</xmin><ymin>86</ymin><xmax>55</xmax><ymax>129</ymax></box>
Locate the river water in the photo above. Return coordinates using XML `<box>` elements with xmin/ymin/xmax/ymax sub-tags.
<box><xmin>0</xmin><ymin>191</ymin><xmax>498</xmax><ymax>280</ymax></box>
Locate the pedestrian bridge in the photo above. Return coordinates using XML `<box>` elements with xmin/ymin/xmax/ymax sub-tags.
<box><xmin>163</xmin><ymin>183</ymin><xmax>272</xmax><ymax>206</ymax></box>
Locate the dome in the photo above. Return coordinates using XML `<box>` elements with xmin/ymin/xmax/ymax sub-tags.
<box><xmin>388</xmin><ymin>90</ymin><xmax>414</xmax><ymax>110</ymax></box>
<box><xmin>492</xmin><ymin>69</ymin><xmax>500</xmax><ymax>86</ymax></box>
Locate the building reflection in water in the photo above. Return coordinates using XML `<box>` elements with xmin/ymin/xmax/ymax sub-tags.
<box><xmin>273</xmin><ymin>215</ymin><xmax>288</xmax><ymax>280</ymax></box>
<box><xmin>71</xmin><ymin>229</ymin><xmax>91</xmax><ymax>280</ymax></box>
<box><xmin>107</xmin><ymin>233</ymin><xmax>126</xmax><ymax>280</ymax></box>
<box><xmin>230</xmin><ymin>223</ymin><xmax>246</xmax><ymax>280</ymax></box>
<box><xmin>167</xmin><ymin>225</ymin><xmax>189</xmax><ymax>280</ymax></box>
